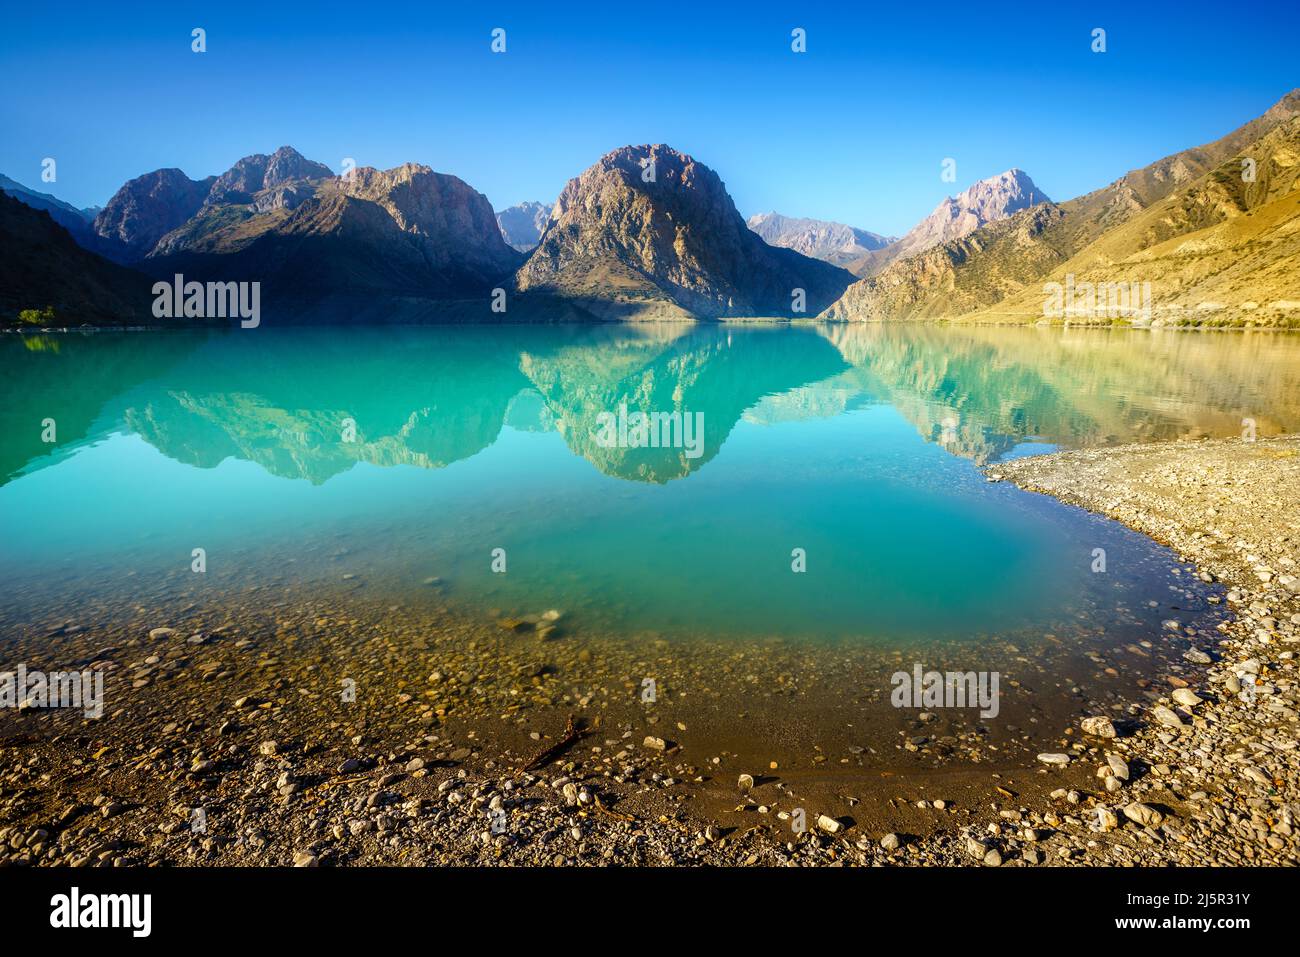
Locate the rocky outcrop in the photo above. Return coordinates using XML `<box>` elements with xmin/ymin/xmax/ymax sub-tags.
<box><xmin>93</xmin><ymin>168</ymin><xmax>215</xmax><ymax>261</ymax></box>
<box><xmin>514</xmin><ymin>145</ymin><xmax>855</xmax><ymax>319</ymax></box>
<box><xmin>746</xmin><ymin>212</ymin><xmax>893</xmax><ymax>267</ymax></box>
<box><xmin>203</xmin><ymin>146</ymin><xmax>334</xmax><ymax>206</ymax></box>
<box><xmin>497</xmin><ymin>201</ymin><xmax>553</xmax><ymax>251</ymax></box>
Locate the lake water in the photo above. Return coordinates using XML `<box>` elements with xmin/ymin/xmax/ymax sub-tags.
<box><xmin>2</xmin><ymin>322</ymin><xmax>1298</xmax><ymax>648</ymax></box>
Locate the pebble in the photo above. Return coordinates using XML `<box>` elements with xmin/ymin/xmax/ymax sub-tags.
<box><xmin>1080</xmin><ymin>716</ymin><xmax>1117</xmax><ymax>738</ymax></box>
<box><xmin>816</xmin><ymin>815</ymin><xmax>844</xmax><ymax>835</ymax></box>
<box><xmin>1122</xmin><ymin>803</ymin><xmax>1165</xmax><ymax>828</ymax></box>
<box><xmin>1151</xmin><ymin>706</ymin><xmax>1183</xmax><ymax>729</ymax></box>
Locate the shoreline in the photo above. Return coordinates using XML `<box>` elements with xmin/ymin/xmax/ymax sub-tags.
<box><xmin>1</xmin><ymin>436</ymin><xmax>1296</xmax><ymax>866</ymax></box>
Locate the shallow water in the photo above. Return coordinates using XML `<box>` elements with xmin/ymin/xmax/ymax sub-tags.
<box><xmin>1</xmin><ymin>322</ymin><xmax>1296</xmax><ymax>648</ymax></box>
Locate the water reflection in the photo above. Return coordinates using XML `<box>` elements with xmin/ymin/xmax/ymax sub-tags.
<box><xmin>1</xmin><ymin>322</ymin><xmax>1297</xmax><ymax>486</ymax></box>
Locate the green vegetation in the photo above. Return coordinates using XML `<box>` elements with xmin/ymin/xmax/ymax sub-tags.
<box><xmin>17</xmin><ymin>306</ymin><xmax>56</xmax><ymax>326</ymax></box>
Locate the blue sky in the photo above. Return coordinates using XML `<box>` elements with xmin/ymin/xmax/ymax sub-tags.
<box><xmin>2</xmin><ymin>0</ymin><xmax>1297</xmax><ymax>236</ymax></box>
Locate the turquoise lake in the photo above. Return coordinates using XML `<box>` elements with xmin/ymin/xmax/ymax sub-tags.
<box><xmin>2</xmin><ymin>322</ymin><xmax>1298</xmax><ymax>645</ymax></box>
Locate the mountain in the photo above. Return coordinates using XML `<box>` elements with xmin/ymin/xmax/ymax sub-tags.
<box><xmin>203</xmin><ymin>146</ymin><xmax>334</xmax><ymax>207</ymax></box>
<box><xmin>846</xmin><ymin>169</ymin><xmax>1049</xmax><ymax>277</ymax></box>
<box><xmin>143</xmin><ymin>158</ymin><xmax>523</xmax><ymax>314</ymax></box>
<box><xmin>821</xmin><ymin>203</ymin><xmax>1069</xmax><ymax>321</ymax></box>
<box><xmin>964</xmin><ymin>111</ymin><xmax>1300</xmax><ymax>326</ymax></box>
<box><xmin>514</xmin><ymin>144</ymin><xmax>856</xmax><ymax>319</ymax></box>
<box><xmin>745</xmin><ymin>212</ymin><xmax>894</xmax><ymax>267</ymax></box>
<box><xmin>0</xmin><ymin>192</ymin><xmax>154</xmax><ymax>325</ymax></box>
<box><xmin>93</xmin><ymin>168</ymin><xmax>216</xmax><ymax>261</ymax></box>
<box><xmin>496</xmin><ymin>201</ymin><xmax>552</xmax><ymax>251</ymax></box>
<box><xmin>0</xmin><ymin>174</ymin><xmax>98</xmax><ymax>238</ymax></box>
<box><xmin>824</xmin><ymin>90</ymin><xmax>1300</xmax><ymax>326</ymax></box>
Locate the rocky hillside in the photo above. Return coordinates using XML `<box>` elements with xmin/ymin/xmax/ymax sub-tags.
<box><xmin>824</xmin><ymin>90</ymin><xmax>1300</xmax><ymax>326</ymax></box>
<box><xmin>746</xmin><ymin>212</ymin><xmax>893</xmax><ymax>267</ymax></box>
<box><xmin>497</xmin><ymin>201</ymin><xmax>553</xmax><ymax>251</ymax></box>
<box><xmin>74</xmin><ymin>147</ymin><xmax>519</xmax><ymax>314</ymax></box>
<box><xmin>93</xmin><ymin>168</ymin><xmax>216</xmax><ymax>261</ymax></box>
<box><xmin>847</xmin><ymin>169</ymin><xmax>1049</xmax><ymax>277</ymax></box>
<box><xmin>970</xmin><ymin>114</ymin><xmax>1300</xmax><ymax>326</ymax></box>
<box><xmin>0</xmin><ymin>193</ymin><xmax>154</xmax><ymax>325</ymax></box>
<box><xmin>143</xmin><ymin>159</ymin><xmax>523</xmax><ymax>311</ymax></box>
<box><xmin>515</xmin><ymin>145</ymin><xmax>855</xmax><ymax>319</ymax></box>
<box><xmin>822</xmin><ymin>203</ymin><xmax>1069</xmax><ymax>321</ymax></box>
<box><xmin>204</xmin><ymin>146</ymin><xmax>334</xmax><ymax>207</ymax></box>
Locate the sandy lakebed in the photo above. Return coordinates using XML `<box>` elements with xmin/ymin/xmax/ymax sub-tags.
<box><xmin>0</xmin><ymin>434</ymin><xmax>1296</xmax><ymax>868</ymax></box>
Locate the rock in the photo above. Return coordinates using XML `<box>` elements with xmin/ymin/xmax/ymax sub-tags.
<box><xmin>965</xmin><ymin>837</ymin><xmax>987</xmax><ymax>859</ymax></box>
<box><xmin>1106</xmin><ymin>754</ymin><xmax>1130</xmax><ymax>781</ymax></box>
<box><xmin>148</xmin><ymin>627</ymin><xmax>178</xmax><ymax>639</ymax></box>
<box><xmin>1080</xmin><ymin>716</ymin><xmax>1117</xmax><ymax>738</ymax></box>
<box><xmin>642</xmin><ymin>736</ymin><xmax>667</xmax><ymax>751</ymax></box>
<box><xmin>737</xmin><ymin>773</ymin><xmax>755</xmax><ymax>791</ymax></box>
<box><xmin>1037</xmin><ymin>752</ymin><xmax>1070</xmax><ymax>766</ymax></box>
<box><xmin>1171</xmin><ymin>688</ymin><xmax>1202</xmax><ymax>707</ymax></box>
<box><xmin>816</xmin><ymin>815</ymin><xmax>844</xmax><ymax>835</ymax></box>
<box><xmin>292</xmin><ymin>850</ymin><xmax>319</xmax><ymax>867</ymax></box>
<box><xmin>1242</xmin><ymin>765</ymin><xmax>1272</xmax><ymax>785</ymax></box>
<box><xmin>982</xmin><ymin>848</ymin><xmax>1002</xmax><ymax>867</ymax></box>
<box><xmin>258</xmin><ymin>741</ymin><xmax>279</xmax><ymax>756</ymax></box>
<box><xmin>880</xmin><ymin>832</ymin><xmax>901</xmax><ymax>851</ymax></box>
<box><xmin>1123</xmin><ymin>803</ymin><xmax>1165</xmax><ymax>828</ymax></box>
<box><xmin>1094</xmin><ymin>807</ymin><xmax>1119</xmax><ymax>832</ymax></box>
<box><xmin>1183</xmin><ymin>649</ymin><xmax>1212</xmax><ymax>664</ymax></box>
<box><xmin>1151</xmin><ymin>706</ymin><xmax>1183</xmax><ymax>728</ymax></box>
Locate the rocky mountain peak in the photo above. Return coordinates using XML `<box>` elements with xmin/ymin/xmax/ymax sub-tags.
<box><xmin>887</xmin><ymin>168</ymin><xmax>1049</xmax><ymax>261</ymax></box>
<box><xmin>205</xmin><ymin>146</ymin><xmax>334</xmax><ymax>206</ymax></box>
<box><xmin>93</xmin><ymin>168</ymin><xmax>216</xmax><ymax>260</ymax></box>
<box><xmin>515</xmin><ymin>144</ymin><xmax>854</xmax><ymax>318</ymax></box>
<box><xmin>496</xmin><ymin>201</ymin><xmax>553</xmax><ymax>251</ymax></box>
<box><xmin>331</xmin><ymin>163</ymin><xmax>509</xmax><ymax>256</ymax></box>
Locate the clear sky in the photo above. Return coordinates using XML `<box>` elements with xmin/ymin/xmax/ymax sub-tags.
<box><xmin>2</xmin><ymin>0</ymin><xmax>1297</xmax><ymax>236</ymax></box>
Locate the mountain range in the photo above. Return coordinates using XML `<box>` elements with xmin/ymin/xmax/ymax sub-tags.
<box><xmin>3</xmin><ymin>90</ymin><xmax>1298</xmax><ymax>327</ymax></box>
<box><xmin>746</xmin><ymin>212</ymin><xmax>894</xmax><ymax>269</ymax></box>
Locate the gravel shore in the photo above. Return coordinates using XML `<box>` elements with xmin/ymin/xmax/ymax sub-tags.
<box><xmin>1</xmin><ymin>435</ymin><xmax>1296</xmax><ymax>867</ymax></box>
<box><xmin>982</xmin><ymin>435</ymin><xmax>1299</xmax><ymax>866</ymax></box>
